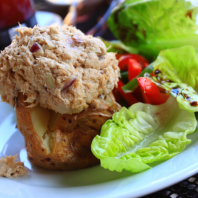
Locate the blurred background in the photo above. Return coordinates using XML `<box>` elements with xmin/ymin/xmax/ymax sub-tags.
<box><xmin>1</xmin><ymin>0</ymin><xmax>198</xmax><ymax>51</ymax></box>
<box><xmin>0</xmin><ymin>0</ymin><xmax>124</xmax><ymax>51</ymax></box>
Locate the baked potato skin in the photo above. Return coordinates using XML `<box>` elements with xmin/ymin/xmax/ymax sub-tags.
<box><xmin>16</xmin><ymin>93</ymin><xmax>120</xmax><ymax>170</ymax></box>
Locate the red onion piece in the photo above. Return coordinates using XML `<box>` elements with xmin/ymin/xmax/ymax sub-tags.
<box><xmin>43</xmin><ymin>85</ymin><xmax>49</xmax><ymax>93</ymax></box>
<box><xmin>99</xmin><ymin>70</ymin><xmax>104</xmax><ymax>74</ymax></box>
<box><xmin>30</xmin><ymin>42</ymin><xmax>41</xmax><ymax>53</ymax></box>
<box><xmin>61</xmin><ymin>75</ymin><xmax>77</xmax><ymax>91</ymax></box>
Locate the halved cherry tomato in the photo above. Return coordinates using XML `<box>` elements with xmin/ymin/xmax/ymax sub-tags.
<box><xmin>141</xmin><ymin>89</ymin><xmax>152</xmax><ymax>104</ymax></box>
<box><xmin>137</xmin><ymin>77</ymin><xmax>167</xmax><ymax>105</ymax></box>
<box><xmin>160</xmin><ymin>93</ymin><xmax>169</xmax><ymax>102</ymax></box>
<box><xmin>116</xmin><ymin>54</ymin><xmax>124</xmax><ymax>60</ymax></box>
<box><xmin>128</xmin><ymin>59</ymin><xmax>142</xmax><ymax>81</ymax></box>
<box><xmin>117</xmin><ymin>79</ymin><xmax>138</xmax><ymax>106</ymax></box>
<box><xmin>117</xmin><ymin>54</ymin><xmax>149</xmax><ymax>70</ymax></box>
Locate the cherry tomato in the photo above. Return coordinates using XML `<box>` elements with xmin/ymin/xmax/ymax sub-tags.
<box><xmin>137</xmin><ymin>77</ymin><xmax>167</xmax><ymax>105</ymax></box>
<box><xmin>128</xmin><ymin>59</ymin><xmax>142</xmax><ymax>81</ymax></box>
<box><xmin>117</xmin><ymin>54</ymin><xmax>149</xmax><ymax>71</ymax></box>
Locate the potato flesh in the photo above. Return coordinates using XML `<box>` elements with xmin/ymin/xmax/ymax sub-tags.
<box><xmin>30</xmin><ymin>105</ymin><xmax>60</xmax><ymax>153</ymax></box>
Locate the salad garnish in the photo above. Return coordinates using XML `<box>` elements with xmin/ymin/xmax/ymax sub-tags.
<box><xmin>91</xmin><ymin>45</ymin><xmax>198</xmax><ymax>173</ymax></box>
<box><xmin>91</xmin><ymin>0</ymin><xmax>198</xmax><ymax>174</ymax></box>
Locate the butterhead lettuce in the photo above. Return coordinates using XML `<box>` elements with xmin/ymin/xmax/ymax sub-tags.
<box><xmin>91</xmin><ymin>97</ymin><xmax>196</xmax><ymax>173</ymax></box>
<box><xmin>151</xmin><ymin>45</ymin><xmax>198</xmax><ymax>112</ymax></box>
<box><xmin>108</xmin><ymin>0</ymin><xmax>198</xmax><ymax>60</ymax></box>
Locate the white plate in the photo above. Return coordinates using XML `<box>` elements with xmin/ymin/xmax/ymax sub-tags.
<box><xmin>46</xmin><ymin>0</ymin><xmax>83</xmax><ymax>6</ymax></box>
<box><xmin>35</xmin><ymin>11</ymin><xmax>63</xmax><ymax>27</ymax></box>
<box><xmin>1</xmin><ymin>100</ymin><xmax>198</xmax><ymax>198</ymax></box>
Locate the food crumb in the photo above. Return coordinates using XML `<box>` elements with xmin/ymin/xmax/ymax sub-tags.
<box><xmin>0</xmin><ymin>155</ymin><xmax>27</xmax><ymax>178</ymax></box>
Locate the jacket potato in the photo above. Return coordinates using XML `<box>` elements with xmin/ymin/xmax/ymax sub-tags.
<box><xmin>0</xmin><ymin>25</ymin><xmax>120</xmax><ymax>171</ymax></box>
<box><xmin>16</xmin><ymin>93</ymin><xmax>120</xmax><ymax>170</ymax></box>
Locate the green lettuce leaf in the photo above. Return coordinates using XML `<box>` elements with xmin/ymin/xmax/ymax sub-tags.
<box><xmin>107</xmin><ymin>0</ymin><xmax>198</xmax><ymax>61</ymax></box>
<box><xmin>91</xmin><ymin>97</ymin><xmax>196</xmax><ymax>172</ymax></box>
<box><xmin>151</xmin><ymin>45</ymin><xmax>198</xmax><ymax>112</ymax></box>
<box><xmin>101</xmin><ymin>39</ymin><xmax>138</xmax><ymax>54</ymax></box>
